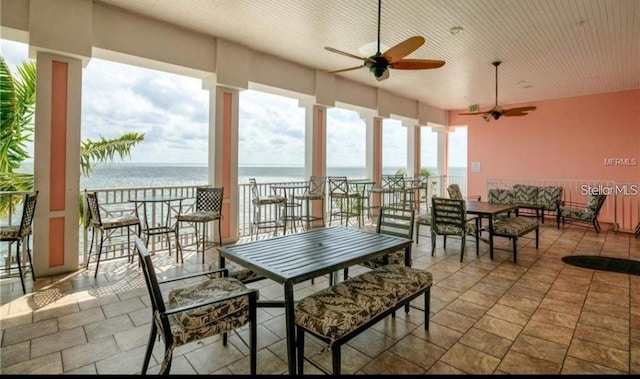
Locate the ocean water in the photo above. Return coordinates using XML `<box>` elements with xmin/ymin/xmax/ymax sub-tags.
<box><xmin>17</xmin><ymin>162</ymin><xmax>466</xmax><ymax>189</ymax></box>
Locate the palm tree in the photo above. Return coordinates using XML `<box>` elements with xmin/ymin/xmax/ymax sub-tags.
<box><xmin>1</xmin><ymin>56</ymin><xmax>144</xmax><ymax>216</ymax></box>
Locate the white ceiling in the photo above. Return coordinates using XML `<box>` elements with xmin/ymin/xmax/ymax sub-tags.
<box><xmin>96</xmin><ymin>0</ymin><xmax>639</xmax><ymax>111</ymax></box>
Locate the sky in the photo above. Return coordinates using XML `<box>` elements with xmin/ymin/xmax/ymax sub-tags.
<box><xmin>1</xmin><ymin>38</ymin><xmax>466</xmax><ymax>169</ymax></box>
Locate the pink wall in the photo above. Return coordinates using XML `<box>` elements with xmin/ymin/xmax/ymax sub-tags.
<box><xmin>449</xmin><ymin>89</ymin><xmax>640</xmax><ymax>199</ymax></box>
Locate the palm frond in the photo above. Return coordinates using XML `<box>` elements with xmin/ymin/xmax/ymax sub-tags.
<box><xmin>80</xmin><ymin>132</ymin><xmax>145</xmax><ymax>177</ymax></box>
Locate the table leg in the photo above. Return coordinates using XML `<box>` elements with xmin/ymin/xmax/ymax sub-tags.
<box><xmin>284</xmin><ymin>282</ymin><xmax>297</xmax><ymax>375</ymax></box>
<box><xmin>488</xmin><ymin>216</ymin><xmax>494</xmax><ymax>260</ymax></box>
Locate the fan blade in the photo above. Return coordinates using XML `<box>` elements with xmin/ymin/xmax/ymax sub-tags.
<box><xmin>391</xmin><ymin>59</ymin><xmax>445</xmax><ymax>70</ymax></box>
<box><xmin>375</xmin><ymin>69</ymin><xmax>390</xmax><ymax>81</ymax></box>
<box><xmin>324</xmin><ymin>47</ymin><xmax>374</xmax><ymax>63</ymax></box>
<box><xmin>328</xmin><ymin>65</ymin><xmax>364</xmax><ymax>74</ymax></box>
<box><xmin>458</xmin><ymin>111</ymin><xmax>489</xmax><ymax>116</ymax></box>
<box><xmin>503</xmin><ymin>106</ymin><xmax>537</xmax><ymax>115</ymax></box>
<box><xmin>382</xmin><ymin>36</ymin><xmax>425</xmax><ymax>63</ymax></box>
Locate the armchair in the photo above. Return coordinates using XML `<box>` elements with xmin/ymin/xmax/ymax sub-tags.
<box><xmin>559</xmin><ymin>192</ymin><xmax>607</xmax><ymax>233</ymax></box>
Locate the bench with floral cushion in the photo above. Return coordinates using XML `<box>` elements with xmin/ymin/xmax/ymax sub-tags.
<box><xmin>294</xmin><ymin>264</ymin><xmax>432</xmax><ymax>375</ymax></box>
<box><xmin>491</xmin><ymin>216</ymin><xmax>539</xmax><ymax>263</ymax></box>
<box><xmin>487</xmin><ymin>184</ymin><xmax>563</xmax><ymax>225</ymax></box>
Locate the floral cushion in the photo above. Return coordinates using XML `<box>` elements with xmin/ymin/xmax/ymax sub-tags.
<box><xmin>100</xmin><ymin>215</ymin><xmax>139</xmax><ymax>229</ymax></box>
<box><xmin>585</xmin><ymin>194</ymin><xmax>606</xmax><ymax>213</ymax></box>
<box><xmin>536</xmin><ymin>186</ymin><xmax>563</xmax><ymax>211</ymax></box>
<box><xmin>178</xmin><ymin>211</ymin><xmax>220</xmax><ymax>222</ymax></box>
<box><xmin>560</xmin><ymin>207</ymin><xmax>595</xmax><ymax>222</ymax></box>
<box><xmin>360</xmin><ymin>250</ymin><xmax>404</xmax><ymax>269</ymax></box>
<box><xmin>167</xmin><ymin>277</ymin><xmax>256</xmax><ymax>345</ymax></box>
<box><xmin>433</xmin><ymin>220</ymin><xmax>476</xmax><ymax>235</ymax></box>
<box><xmin>253</xmin><ymin>195</ymin><xmax>286</xmax><ymax>205</ymax></box>
<box><xmin>492</xmin><ymin>217</ymin><xmax>538</xmax><ymax>236</ymax></box>
<box><xmin>294</xmin><ymin>192</ymin><xmax>324</xmax><ymax>200</ymax></box>
<box><xmin>0</xmin><ymin>225</ymin><xmax>21</xmax><ymax>240</ymax></box>
<box><xmin>513</xmin><ymin>185</ymin><xmax>538</xmax><ymax>206</ymax></box>
<box><xmin>356</xmin><ymin>265</ymin><xmax>433</xmax><ymax>302</ymax></box>
<box><xmin>207</xmin><ymin>262</ymin><xmax>266</xmax><ymax>283</ymax></box>
<box><xmin>447</xmin><ymin>184</ymin><xmax>463</xmax><ymax>200</ymax></box>
<box><xmin>488</xmin><ymin>189</ymin><xmax>514</xmax><ymax>205</ymax></box>
<box><xmin>415</xmin><ymin>213</ymin><xmax>431</xmax><ymax>225</ymax></box>
<box><xmin>295</xmin><ymin>265</ymin><xmax>432</xmax><ymax>343</ymax></box>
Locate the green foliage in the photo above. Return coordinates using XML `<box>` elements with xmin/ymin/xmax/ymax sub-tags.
<box><xmin>0</xmin><ymin>56</ymin><xmax>144</xmax><ymax>220</ymax></box>
<box><xmin>395</xmin><ymin>168</ymin><xmax>407</xmax><ymax>177</ymax></box>
<box><xmin>80</xmin><ymin>133</ymin><xmax>145</xmax><ymax>177</ymax></box>
<box><xmin>419</xmin><ymin>167</ymin><xmax>431</xmax><ymax>177</ymax></box>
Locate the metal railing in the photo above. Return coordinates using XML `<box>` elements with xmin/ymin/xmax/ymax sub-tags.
<box><xmin>4</xmin><ymin>174</ymin><xmax>548</xmax><ymax>277</ymax></box>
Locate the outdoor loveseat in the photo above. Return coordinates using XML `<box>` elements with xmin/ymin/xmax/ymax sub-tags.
<box><xmin>487</xmin><ymin>184</ymin><xmax>563</xmax><ymax>225</ymax></box>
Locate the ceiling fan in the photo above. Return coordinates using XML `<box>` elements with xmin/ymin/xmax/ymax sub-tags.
<box><xmin>459</xmin><ymin>61</ymin><xmax>536</xmax><ymax>121</ymax></box>
<box><xmin>324</xmin><ymin>0</ymin><xmax>445</xmax><ymax>81</ymax></box>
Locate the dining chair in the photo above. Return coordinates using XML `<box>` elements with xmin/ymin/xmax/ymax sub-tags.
<box><xmin>327</xmin><ymin>176</ymin><xmax>360</xmax><ymax>227</ymax></box>
<box><xmin>177</xmin><ymin>186</ymin><xmax>224</xmax><ymax>264</ymax></box>
<box><xmin>359</xmin><ymin>207</ymin><xmax>415</xmax><ymax>269</ymax></box>
<box><xmin>136</xmin><ymin>238</ymin><xmax>258</xmax><ymax>375</ymax></box>
<box><xmin>430</xmin><ymin>196</ymin><xmax>479</xmax><ymax>262</ymax></box>
<box><xmin>0</xmin><ymin>191</ymin><xmax>38</xmax><ymax>294</ymax></box>
<box><xmin>293</xmin><ymin>175</ymin><xmax>326</xmax><ymax>230</ymax></box>
<box><xmin>559</xmin><ymin>191</ymin><xmax>607</xmax><ymax>233</ymax></box>
<box><xmin>84</xmin><ymin>190</ymin><xmax>140</xmax><ymax>278</ymax></box>
<box><xmin>249</xmin><ymin>178</ymin><xmax>286</xmax><ymax>240</ymax></box>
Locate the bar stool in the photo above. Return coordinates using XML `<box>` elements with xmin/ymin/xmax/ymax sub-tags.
<box><xmin>328</xmin><ymin>176</ymin><xmax>360</xmax><ymax>227</ymax></box>
<box><xmin>249</xmin><ymin>178</ymin><xmax>286</xmax><ymax>240</ymax></box>
<box><xmin>294</xmin><ymin>176</ymin><xmax>326</xmax><ymax>230</ymax></box>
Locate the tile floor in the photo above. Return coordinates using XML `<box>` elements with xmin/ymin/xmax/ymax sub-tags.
<box><xmin>1</xmin><ymin>221</ymin><xmax>639</xmax><ymax>375</ymax></box>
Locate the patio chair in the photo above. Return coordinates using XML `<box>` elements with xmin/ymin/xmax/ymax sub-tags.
<box><xmin>327</xmin><ymin>176</ymin><xmax>360</xmax><ymax>227</ymax></box>
<box><xmin>249</xmin><ymin>178</ymin><xmax>286</xmax><ymax>240</ymax></box>
<box><xmin>430</xmin><ymin>196</ymin><xmax>479</xmax><ymax>262</ymax></box>
<box><xmin>85</xmin><ymin>190</ymin><xmax>139</xmax><ymax>278</ymax></box>
<box><xmin>0</xmin><ymin>191</ymin><xmax>38</xmax><ymax>294</ymax></box>
<box><xmin>136</xmin><ymin>238</ymin><xmax>258</xmax><ymax>375</ymax></box>
<box><xmin>447</xmin><ymin>183</ymin><xmax>481</xmax><ymax>202</ymax></box>
<box><xmin>177</xmin><ymin>186</ymin><xmax>224</xmax><ymax>264</ymax></box>
<box><xmin>359</xmin><ymin>207</ymin><xmax>415</xmax><ymax>269</ymax></box>
<box><xmin>294</xmin><ymin>175</ymin><xmax>326</xmax><ymax>230</ymax></box>
<box><xmin>559</xmin><ymin>192</ymin><xmax>607</xmax><ymax>233</ymax></box>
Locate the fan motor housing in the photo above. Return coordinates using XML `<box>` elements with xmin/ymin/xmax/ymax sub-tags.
<box><xmin>366</xmin><ymin>54</ymin><xmax>390</xmax><ymax>78</ymax></box>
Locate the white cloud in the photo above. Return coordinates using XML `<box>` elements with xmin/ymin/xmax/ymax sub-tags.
<box><xmin>2</xmin><ymin>38</ymin><xmax>466</xmax><ymax>170</ymax></box>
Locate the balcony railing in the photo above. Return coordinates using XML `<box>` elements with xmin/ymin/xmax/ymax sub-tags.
<box><xmin>6</xmin><ymin>174</ymin><xmax>636</xmax><ymax>277</ymax></box>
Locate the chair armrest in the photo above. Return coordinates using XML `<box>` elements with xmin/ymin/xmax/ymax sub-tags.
<box><xmin>159</xmin><ymin>268</ymin><xmax>229</xmax><ymax>284</ymax></box>
<box><xmin>162</xmin><ymin>287</ymin><xmax>259</xmax><ymax>316</ymax></box>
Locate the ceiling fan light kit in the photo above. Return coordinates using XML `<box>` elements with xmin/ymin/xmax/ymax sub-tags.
<box><xmin>458</xmin><ymin>61</ymin><xmax>537</xmax><ymax>121</ymax></box>
<box><xmin>324</xmin><ymin>0</ymin><xmax>445</xmax><ymax>81</ymax></box>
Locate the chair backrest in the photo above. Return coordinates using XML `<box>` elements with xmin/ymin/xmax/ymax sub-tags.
<box><xmin>249</xmin><ymin>178</ymin><xmax>260</xmax><ymax>199</ymax></box>
<box><xmin>135</xmin><ymin>237</ymin><xmax>167</xmax><ymax>315</ymax></box>
<box><xmin>447</xmin><ymin>184</ymin><xmax>463</xmax><ymax>200</ymax></box>
<box><xmin>308</xmin><ymin>175</ymin><xmax>326</xmax><ymax>195</ymax></box>
<box><xmin>85</xmin><ymin>190</ymin><xmax>103</xmax><ymax>226</ymax></box>
<box><xmin>585</xmin><ymin>192</ymin><xmax>607</xmax><ymax>214</ymax></box>
<box><xmin>328</xmin><ymin>176</ymin><xmax>348</xmax><ymax>195</ymax></box>
<box><xmin>18</xmin><ymin>191</ymin><xmax>38</xmax><ymax>239</ymax></box>
<box><xmin>196</xmin><ymin>186</ymin><xmax>224</xmax><ymax>213</ymax></box>
<box><xmin>376</xmin><ymin>207</ymin><xmax>414</xmax><ymax>240</ymax></box>
<box><xmin>431</xmin><ymin>197</ymin><xmax>466</xmax><ymax>234</ymax></box>
<box><xmin>382</xmin><ymin>174</ymin><xmax>404</xmax><ymax>189</ymax></box>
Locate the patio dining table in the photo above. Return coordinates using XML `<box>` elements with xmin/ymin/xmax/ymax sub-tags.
<box><xmin>217</xmin><ymin>225</ymin><xmax>413</xmax><ymax>375</ymax></box>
